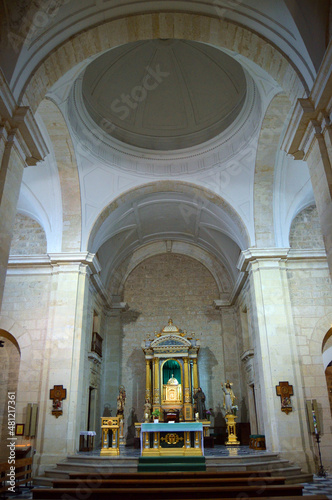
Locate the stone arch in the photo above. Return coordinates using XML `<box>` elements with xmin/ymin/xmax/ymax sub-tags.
<box><xmin>120</xmin><ymin>251</ymin><xmax>225</xmax><ymax>418</ymax></box>
<box><xmin>254</xmin><ymin>92</ymin><xmax>292</xmax><ymax>247</ymax></box>
<box><xmin>87</xmin><ymin>180</ymin><xmax>251</xmax><ymax>253</ymax></box>
<box><xmin>108</xmin><ymin>241</ymin><xmax>233</xmax><ymax>299</ymax></box>
<box><xmin>0</xmin><ymin>327</ymin><xmax>21</xmax><ymax>458</ymax></box>
<box><xmin>37</xmin><ymin>98</ymin><xmax>81</xmax><ymax>252</ymax></box>
<box><xmin>322</xmin><ymin>328</ymin><xmax>332</xmax><ymax>370</ymax></box>
<box><xmin>0</xmin><ymin>317</ymin><xmax>33</xmax><ymax>426</ymax></box>
<box><xmin>0</xmin><ymin>329</ymin><xmax>21</xmax><ymax>354</ymax></box>
<box><xmin>20</xmin><ymin>13</ymin><xmax>306</xmax><ymax>113</ymax></box>
<box><xmin>309</xmin><ymin>313</ymin><xmax>332</xmax><ymax>358</ymax></box>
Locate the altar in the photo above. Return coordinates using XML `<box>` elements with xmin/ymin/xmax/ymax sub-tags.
<box><xmin>140</xmin><ymin>422</ymin><xmax>204</xmax><ymax>456</ymax></box>
<box><xmin>141</xmin><ymin>319</ymin><xmax>201</xmax><ymax>421</ymax></box>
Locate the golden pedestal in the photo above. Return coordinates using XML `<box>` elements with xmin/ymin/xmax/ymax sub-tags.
<box><xmin>100</xmin><ymin>417</ymin><xmax>120</xmax><ymax>455</ymax></box>
<box><xmin>225</xmin><ymin>414</ymin><xmax>240</xmax><ymax>445</ymax></box>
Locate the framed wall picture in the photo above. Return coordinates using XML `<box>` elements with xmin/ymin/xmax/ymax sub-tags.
<box><xmin>15</xmin><ymin>424</ymin><xmax>24</xmax><ymax>436</ymax></box>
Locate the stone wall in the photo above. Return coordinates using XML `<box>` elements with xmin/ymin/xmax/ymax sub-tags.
<box><xmin>289</xmin><ymin>205</ymin><xmax>325</xmax><ymax>249</ymax></box>
<box><xmin>121</xmin><ymin>252</ymin><xmax>242</xmax><ymax>432</ymax></box>
<box><xmin>0</xmin><ymin>272</ymin><xmax>51</xmax><ymax>461</ymax></box>
<box><xmin>287</xmin><ymin>259</ymin><xmax>332</xmax><ymax>467</ymax></box>
<box><xmin>10</xmin><ymin>213</ymin><xmax>47</xmax><ymax>255</ymax></box>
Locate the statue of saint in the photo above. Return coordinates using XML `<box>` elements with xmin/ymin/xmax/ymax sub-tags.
<box><xmin>116</xmin><ymin>386</ymin><xmax>126</xmax><ymax>416</ymax></box>
<box><xmin>143</xmin><ymin>398</ymin><xmax>151</xmax><ymax>422</ymax></box>
<box><xmin>221</xmin><ymin>381</ymin><xmax>236</xmax><ymax>414</ymax></box>
<box><xmin>193</xmin><ymin>387</ymin><xmax>206</xmax><ymax>419</ymax></box>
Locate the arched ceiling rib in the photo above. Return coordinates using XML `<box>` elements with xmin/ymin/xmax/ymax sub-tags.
<box><xmin>89</xmin><ymin>184</ymin><xmax>248</xmax><ymax>288</ymax></box>
<box><xmin>7</xmin><ymin>0</ymin><xmax>319</xmax><ymax>100</ymax></box>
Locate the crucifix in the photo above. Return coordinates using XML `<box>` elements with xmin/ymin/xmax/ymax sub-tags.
<box><xmin>276</xmin><ymin>381</ymin><xmax>293</xmax><ymax>414</ymax></box>
<box><xmin>50</xmin><ymin>385</ymin><xmax>67</xmax><ymax>418</ymax></box>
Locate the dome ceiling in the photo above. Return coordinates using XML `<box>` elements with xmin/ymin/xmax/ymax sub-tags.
<box><xmin>82</xmin><ymin>39</ymin><xmax>247</xmax><ymax>151</ymax></box>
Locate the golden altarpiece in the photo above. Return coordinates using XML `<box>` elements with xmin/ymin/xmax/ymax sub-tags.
<box><xmin>141</xmin><ymin>319</ymin><xmax>201</xmax><ymax>421</ymax></box>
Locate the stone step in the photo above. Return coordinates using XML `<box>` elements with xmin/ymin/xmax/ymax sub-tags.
<box><xmin>66</xmin><ymin>455</ymin><xmax>138</xmax><ymax>466</ymax></box>
<box><xmin>35</xmin><ymin>448</ymin><xmax>313</xmax><ymax>487</ymax></box>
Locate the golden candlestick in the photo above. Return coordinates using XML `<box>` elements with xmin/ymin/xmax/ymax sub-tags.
<box><xmin>225</xmin><ymin>413</ymin><xmax>240</xmax><ymax>445</ymax></box>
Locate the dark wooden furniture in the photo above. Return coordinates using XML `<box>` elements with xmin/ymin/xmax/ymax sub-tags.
<box><xmin>0</xmin><ymin>457</ymin><xmax>33</xmax><ymax>496</ymax></box>
<box><xmin>163</xmin><ymin>409</ymin><xmax>180</xmax><ymax>422</ymax></box>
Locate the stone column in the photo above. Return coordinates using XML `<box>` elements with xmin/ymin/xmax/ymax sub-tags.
<box><xmin>0</xmin><ymin>72</ymin><xmax>48</xmax><ymax>310</ymax></box>
<box><xmin>282</xmin><ymin>40</ymin><xmax>332</xmax><ymax>277</ymax></box>
<box><xmin>238</xmin><ymin>249</ymin><xmax>314</xmax><ymax>472</ymax></box>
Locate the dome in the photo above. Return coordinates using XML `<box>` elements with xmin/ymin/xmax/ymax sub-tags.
<box><xmin>82</xmin><ymin>39</ymin><xmax>247</xmax><ymax>151</ymax></box>
<box><xmin>167</xmin><ymin>374</ymin><xmax>179</xmax><ymax>385</ymax></box>
<box><xmin>161</xmin><ymin>319</ymin><xmax>180</xmax><ymax>334</ymax></box>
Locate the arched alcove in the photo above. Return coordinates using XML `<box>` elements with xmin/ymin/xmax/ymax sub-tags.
<box><xmin>0</xmin><ymin>330</ymin><xmax>20</xmax><ymax>460</ymax></box>
<box><xmin>322</xmin><ymin>328</ymin><xmax>332</xmax><ymax>417</ymax></box>
<box><xmin>102</xmin><ymin>251</ymin><xmax>243</xmax><ymax>434</ymax></box>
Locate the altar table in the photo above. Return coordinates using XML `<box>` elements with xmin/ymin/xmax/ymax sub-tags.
<box><xmin>140</xmin><ymin>422</ymin><xmax>204</xmax><ymax>456</ymax></box>
<box><xmin>79</xmin><ymin>431</ymin><xmax>96</xmax><ymax>452</ymax></box>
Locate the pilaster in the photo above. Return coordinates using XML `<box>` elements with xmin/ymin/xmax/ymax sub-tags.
<box><xmin>0</xmin><ymin>70</ymin><xmax>48</xmax><ymax>309</ymax></box>
<box><xmin>239</xmin><ymin>249</ymin><xmax>314</xmax><ymax>472</ymax></box>
<box><xmin>281</xmin><ymin>40</ymin><xmax>332</xmax><ymax>277</ymax></box>
<box><xmin>35</xmin><ymin>256</ymin><xmax>95</xmax><ymax>474</ymax></box>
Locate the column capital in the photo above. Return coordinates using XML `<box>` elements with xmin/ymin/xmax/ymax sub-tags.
<box><xmin>0</xmin><ymin>71</ymin><xmax>48</xmax><ymax>166</ymax></box>
<box><xmin>237</xmin><ymin>248</ymin><xmax>289</xmax><ymax>273</ymax></box>
<box><xmin>49</xmin><ymin>252</ymin><xmax>101</xmax><ymax>274</ymax></box>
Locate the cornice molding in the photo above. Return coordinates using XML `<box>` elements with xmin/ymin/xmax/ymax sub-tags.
<box><xmin>8</xmin><ymin>252</ymin><xmax>102</xmax><ymax>274</ymax></box>
<box><xmin>281</xmin><ymin>39</ymin><xmax>332</xmax><ymax>159</ymax></box>
<box><xmin>0</xmin><ymin>70</ymin><xmax>48</xmax><ymax>166</ymax></box>
<box><xmin>237</xmin><ymin>247</ymin><xmax>327</xmax><ymax>273</ymax></box>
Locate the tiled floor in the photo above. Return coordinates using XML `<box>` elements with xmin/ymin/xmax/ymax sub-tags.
<box><xmin>302</xmin><ymin>475</ymin><xmax>332</xmax><ymax>498</ymax></box>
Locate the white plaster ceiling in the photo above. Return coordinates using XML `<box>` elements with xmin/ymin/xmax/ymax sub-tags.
<box><xmin>82</xmin><ymin>39</ymin><xmax>247</xmax><ymax>150</ymax></box>
<box><xmin>92</xmin><ymin>189</ymin><xmax>245</xmax><ymax>285</ymax></box>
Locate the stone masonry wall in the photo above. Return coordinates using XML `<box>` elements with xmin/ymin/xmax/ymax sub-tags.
<box><xmin>0</xmin><ymin>272</ymin><xmax>52</xmax><ymax>458</ymax></box>
<box><xmin>287</xmin><ymin>260</ymin><xmax>332</xmax><ymax>466</ymax></box>
<box><xmin>121</xmin><ymin>253</ymin><xmax>241</xmax><ymax>429</ymax></box>
<box><xmin>10</xmin><ymin>213</ymin><xmax>47</xmax><ymax>255</ymax></box>
<box><xmin>289</xmin><ymin>205</ymin><xmax>325</xmax><ymax>249</ymax></box>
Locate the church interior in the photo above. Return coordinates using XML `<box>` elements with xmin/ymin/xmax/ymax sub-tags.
<box><xmin>0</xmin><ymin>0</ymin><xmax>332</xmax><ymax>491</ymax></box>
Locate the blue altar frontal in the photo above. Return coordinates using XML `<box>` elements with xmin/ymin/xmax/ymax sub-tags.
<box><xmin>140</xmin><ymin>422</ymin><xmax>204</xmax><ymax>456</ymax></box>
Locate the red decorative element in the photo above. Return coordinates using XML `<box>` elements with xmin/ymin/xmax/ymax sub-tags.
<box><xmin>50</xmin><ymin>385</ymin><xmax>67</xmax><ymax>418</ymax></box>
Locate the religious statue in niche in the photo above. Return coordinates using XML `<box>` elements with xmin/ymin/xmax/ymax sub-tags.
<box><xmin>221</xmin><ymin>381</ymin><xmax>236</xmax><ymax>415</ymax></box>
<box><xmin>193</xmin><ymin>387</ymin><xmax>206</xmax><ymax>419</ymax></box>
<box><xmin>276</xmin><ymin>381</ymin><xmax>293</xmax><ymax>414</ymax></box>
<box><xmin>50</xmin><ymin>385</ymin><xmax>67</xmax><ymax>418</ymax></box>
